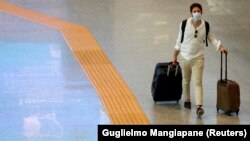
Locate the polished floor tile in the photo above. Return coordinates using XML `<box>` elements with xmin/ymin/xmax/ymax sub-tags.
<box><xmin>0</xmin><ymin>13</ymin><xmax>110</xmax><ymax>141</ymax></box>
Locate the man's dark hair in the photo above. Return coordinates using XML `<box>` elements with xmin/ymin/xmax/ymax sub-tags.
<box><xmin>190</xmin><ymin>3</ymin><xmax>203</xmax><ymax>13</ymax></box>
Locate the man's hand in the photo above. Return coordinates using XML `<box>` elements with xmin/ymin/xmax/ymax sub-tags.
<box><xmin>172</xmin><ymin>49</ymin><xmax>180</xmax><ymax>64</ymax></box>
<box><xmin>220</xmin><ymin>45</ymin><xmax>228</xmax><ymax>54</ymax></box>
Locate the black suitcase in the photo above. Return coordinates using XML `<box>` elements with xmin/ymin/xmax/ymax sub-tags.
<box><xmin>151</xmin><ymin>62</ymin><xmax>182</xmax><ymax>103</ymax></box>
<box><xmin>217</xmin><ymin>53</ymin><xmax>240</xmax><ymax>115</ymax></box>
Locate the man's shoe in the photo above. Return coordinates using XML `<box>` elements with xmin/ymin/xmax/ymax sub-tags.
<box><xmin>184</xmin><ymin>102</ymin><xmax>191</xmax><ymax>109</ymax></box>
<box><xmin>196</xmin><ymin>107</ymin><xmax>204</xmax><ymax>116</ymax></box>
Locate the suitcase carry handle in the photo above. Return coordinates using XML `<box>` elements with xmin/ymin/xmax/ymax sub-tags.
<box><xmin>167</xmin><ymin>62</ymin><xmax>179</xmax><ymax>76</ymax></box>
<box><xmin>220</xmin><ymin>52</ymin><xmax>227</xmax><ymax>81</ymax></box>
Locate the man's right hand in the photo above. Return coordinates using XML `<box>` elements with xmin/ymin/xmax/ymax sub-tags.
<box><xmin>172</xmin><ymin>49</ymin><xmax>180</xmax><ymax>65</ymax></box>
<box><xmin>172</xmin><ymin>58</ymin><xmax>177</xmax><ymax>65</ymax></box>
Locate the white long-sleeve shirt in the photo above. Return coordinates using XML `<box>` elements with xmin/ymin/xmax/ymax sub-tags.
<box><xmin>175</xmin><ymin>17</ymin><xmax>221</xmax><ymax>60</ymax></box>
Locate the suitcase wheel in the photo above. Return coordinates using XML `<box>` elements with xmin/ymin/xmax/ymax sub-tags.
<box><xmin>216</xmin><ymin>108</ymin><xmax>239</xmax><ymax>116</ymax></box>
<box><xmin>225</xmin><ymin>110</ymin><xmax>239</xmax><ymax>116</ymax></box>
<box><xmin>236</xmin><ymin>110</ymin><xmax>239</xmax><ymax>115</ymax></box>
<box><xmin>225</xmin><ymin>111</ymin><xmax>231</xmax><ymax>115</ymax></box>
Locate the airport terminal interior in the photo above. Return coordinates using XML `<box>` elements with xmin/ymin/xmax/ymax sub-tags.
<box><xmin>0</xmin><ymin>0</ymin><xmax>250</xmax><ymax>140</ymax></box>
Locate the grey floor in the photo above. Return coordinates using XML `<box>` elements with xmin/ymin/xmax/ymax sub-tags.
<box><xmin>1</xmin><ymin>0</ymin><xmax>250</xmax><ymax>140</ymax></box>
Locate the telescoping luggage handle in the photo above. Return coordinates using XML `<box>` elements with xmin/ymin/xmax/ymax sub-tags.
<box><xmin>220</xmin><ymin>52</ymin><xmax>227</xmax><ymax>81</ymax></box>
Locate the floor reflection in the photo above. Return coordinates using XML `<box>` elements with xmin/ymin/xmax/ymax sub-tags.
<box><xmin>0</xmin><ymin>16</ymin><xmax>110</xmax><ymax>140</ymax></box>
<box><xmin>23</xmin><ymin>112</ymin><xmax>63</xmax><ymax>138</ymax></box>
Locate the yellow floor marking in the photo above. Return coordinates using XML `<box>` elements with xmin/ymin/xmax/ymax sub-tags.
<box><xmin>0</xmin><ymin>1</ymin><xmax>150</xmax><ymax>124</ymax></box>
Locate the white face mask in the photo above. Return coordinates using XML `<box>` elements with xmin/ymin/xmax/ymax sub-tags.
<box><xmin>192</xmin><ymin>13</ymin><xmax>202</xmax><ymax>21</ymax></box>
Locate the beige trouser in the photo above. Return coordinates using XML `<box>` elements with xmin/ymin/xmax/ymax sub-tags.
<box><xmin>180</xmin><ymin>55</ymin><xmax>204</xmax><ymax>106</ymax></box>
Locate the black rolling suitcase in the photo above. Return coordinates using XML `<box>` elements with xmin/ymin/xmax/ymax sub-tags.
<box><xmin>151</xmin><ymin>62</ymin><xmax>182</xmax><ymax>103</ymax></box>
<box><xmin>217</xmin><ymin>53</ymin><xmax>240</xmax><ymax>115</ymax></box>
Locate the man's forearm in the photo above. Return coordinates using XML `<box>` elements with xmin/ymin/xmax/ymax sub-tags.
<box><xmin>173</xmin><ymin>49</ymin><xmax>180</xmax><ymax>59</ymax></box>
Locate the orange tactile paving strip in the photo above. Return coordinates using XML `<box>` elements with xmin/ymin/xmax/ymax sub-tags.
<box><xmin>0</xmin><ymin>1</ymin><xmax>150</xmax><ymax>124</ymax></box>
